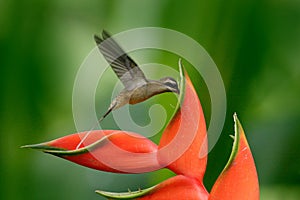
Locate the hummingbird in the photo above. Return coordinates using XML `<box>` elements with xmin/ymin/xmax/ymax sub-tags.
<box><xmin>76</xmin><ymin>30</ymin><xmax>180</xmax><ymax>149</ymax></box>
<box><xmin>94</xmin><ymin>30</ymin><xmax>180</xmax><ymax>122</ymax></box>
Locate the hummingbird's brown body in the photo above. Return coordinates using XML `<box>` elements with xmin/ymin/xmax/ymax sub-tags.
<box><xmin>128</xmin><ymin>82</ymin><xmax>167</xmax><ymax>104</ymax></box>
<box><xmin>112</xmin><ymin>80</ymin><xmax>175</xmax><ymax>107</ymax></box>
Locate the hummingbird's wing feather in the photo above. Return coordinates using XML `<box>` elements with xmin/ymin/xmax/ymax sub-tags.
<box><xmin>94</xmin><ymin>30</ymin><xmax>147</xmax><ymax>89</ymax></box>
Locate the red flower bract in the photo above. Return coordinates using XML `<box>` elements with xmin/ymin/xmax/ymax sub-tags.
<box><xmin>208</xmin><ymin>114</ymin><xmax>259</xmax><ymax>200</ymax></box>
<box><xmin>158</xmin><ymin>73</ymin><xmax>207</xmax><ymax>183</ymax></box>
<box><xmin>23</xmin><ymin>130</ymin><xmax>159</xmax><ymax>173</ymax></box>
<box><xmin>137</xmin><ymin>175</ymin><xmax>208</xmax><ymax>200</ymax></box>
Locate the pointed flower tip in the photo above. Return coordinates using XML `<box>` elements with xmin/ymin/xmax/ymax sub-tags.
<box><xmin>178</xmin><ymin>58</ymin><xmax>183</xmax><ymax>74</ymax></box>
<box><xmin>20</xmin><ymin>143</ymin><xmax>62</xmax><ymax>151</ymax></box>
<box><xmin>233</xmin><ymin>112</ymin><xmax>244</xmax><ymax>137</ymax></box>
<box><xmin>233</xmin><ymin>112</ymin><xmax>239</xmax><ymax>126</ymax></box>
<box><xmin>233</xmin><ymin>112</ymin><xmax>238</xmax><ymax>118</ymax></box>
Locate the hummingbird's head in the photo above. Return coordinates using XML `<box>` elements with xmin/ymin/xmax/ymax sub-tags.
<box><xmin>160</xmin><ymin>77</ymin><xmax>180</xmax><ymax>94</ymax></box>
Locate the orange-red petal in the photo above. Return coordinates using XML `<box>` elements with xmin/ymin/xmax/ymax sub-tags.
<box><xmin>158</xmin><ymin>68</ymin><xmax>207</xmax><ymax>182</ymax></box>
<box><xmin>209</xmin><ymin>114</ymin><xmax>259</xmax><ymax>200</ymax></box>
<box><xmin>23</xmin><ymin>130</ymin><xmax>160</xmax><ymax>173</ymax></box>
<box><xmin>138</xmin><ymin>176</ymin><xmax>208</xmax><ymax>200</ymax></box>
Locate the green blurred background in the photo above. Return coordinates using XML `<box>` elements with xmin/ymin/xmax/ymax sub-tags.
<box><xmin>1</xmin><ymin>0</ymin><xmax>300</xmax><ymax>199</ymax></box>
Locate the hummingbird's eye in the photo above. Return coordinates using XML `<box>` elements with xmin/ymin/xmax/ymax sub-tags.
<box><xmin>164</xmin><ymin>81</ymin><xmax>177</xmax><ymax>89</ymax></box>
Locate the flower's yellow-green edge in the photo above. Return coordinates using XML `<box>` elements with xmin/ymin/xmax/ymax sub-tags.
<box><xmin>95</xmin><ymin>186</ymin><xmax>156</xmax><ymax>200</ymax></box>
<box><xmin>222</xmin><ymin>113</ymin><xmax>241</xmax><ymax>172</ymax></box>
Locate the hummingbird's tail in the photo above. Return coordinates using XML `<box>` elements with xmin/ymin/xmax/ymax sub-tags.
<box><xmin>75</xmin><ymin>104</ymin><xmax>116</xmax><ymax>149</ymax></box>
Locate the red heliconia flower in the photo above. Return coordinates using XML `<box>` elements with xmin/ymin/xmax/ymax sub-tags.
<box><xmin>23</xmin><ymin>61</ymin><xmax>259</xmax><ymax>199</ymax></box>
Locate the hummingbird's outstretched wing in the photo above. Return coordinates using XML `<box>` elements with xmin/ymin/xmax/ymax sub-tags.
<box><xmin>94</xmin><ymin>30</ymin><xmax>147</xmax><ymax>89</ymax></box>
